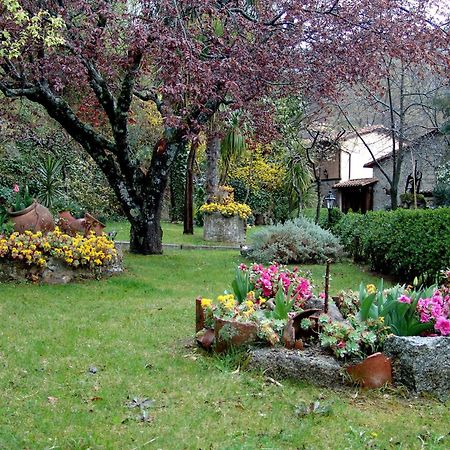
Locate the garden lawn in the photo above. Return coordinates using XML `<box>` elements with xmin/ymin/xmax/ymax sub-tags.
<box><xmin>106</xmin><ymin>220</ymin><xmax>260</xmax><ymax>245</ymax></box>
<box><xmin>0</xmin><ymin>251</ymin><xmax>448</xmax><ymax>449</ymax></box>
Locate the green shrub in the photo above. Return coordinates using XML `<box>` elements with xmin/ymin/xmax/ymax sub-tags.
<box><xmin>334</xmin><ymin>208</ymin><xmax>450</xmax><ymax>282</ymax></box>
<box><xmin>248</xmin><ymin>217</ymin><xmax>342</xmax><ymax>264</ymax></box>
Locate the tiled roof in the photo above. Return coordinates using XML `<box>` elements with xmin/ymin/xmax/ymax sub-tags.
<box><xmin>333</xmin><ymin>178</ymin><xmax>378</xmax><ymax>189</ymax></box>
<box><xmin>342</xmin><ymin>125</ymin><xmax>393</xmax><ymax>141</ymax></box>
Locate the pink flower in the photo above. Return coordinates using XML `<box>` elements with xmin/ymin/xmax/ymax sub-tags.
<box><xmin>13</xmin><ymin>184</ymin><xmax>19</xmax><ymax>193</ymax></box>
<box><xmin>337</xmin><ymin>341</ymin><xmax>346</xmax><ymax>349</ymax></box>
<box><xmin>435</xmin><ymin>317</ymin><xmax>450</xmax><ymax>336</ymax></box>
<box><xmin>398</xmin><ymin>294</ymin><xmax>411</xmax><ymax>304</ymax></box>
<box><xmin>238</xmin><ymin>263</ymin><xmax>247</xmax><ymax>271</ymax></box>
<box><xmin>319</xmin><ymin>292</ymin><xmax>326</xmax><ymax>299</ymax></box>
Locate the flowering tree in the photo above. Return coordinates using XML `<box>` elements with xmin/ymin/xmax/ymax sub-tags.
<box><xmin>0</xmin><ymin>0</ymin><xmax>447</xmax><ymax>254</ymax></box>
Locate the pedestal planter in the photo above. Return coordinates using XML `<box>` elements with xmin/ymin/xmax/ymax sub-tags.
<box><xmin>203</xmin><ymin>212</ymin><xmax>246</xmax><ymax>243</ymax></box>
<box><xmin>346</xmin><ymin>352</ymin><xmax>392</xmax><ymax>388</ymax></box>
<box><xmin>9</xmin><ymin>202</ymin><xmax>54</xmax><ymax>233</ymax></box>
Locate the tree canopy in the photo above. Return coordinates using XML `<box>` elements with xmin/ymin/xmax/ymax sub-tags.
<box><xmin>1</xmin><ymin>0</ymin><xmax>448</xmax><ymax>253</ymax></box>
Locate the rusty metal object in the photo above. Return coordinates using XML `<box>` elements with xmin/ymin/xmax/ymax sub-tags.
<box><xmin>283</xmin><ymin>309</ymin><xmax>321</xmax><ymax>349</ymax></box>
<box><xmin>9</xmin><ymin>201</ymin><xmax>54</xmax><ymax>233</ymax></box>
<box><xmin>346</xmin><ymin>352</ymin><xmax>392</xmax><ymax>388</ymax></box>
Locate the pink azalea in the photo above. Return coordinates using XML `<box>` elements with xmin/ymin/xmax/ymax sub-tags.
<box><xmin>435</xmin><ymin>317</ymin><xmax>450</xmax><ymax>336</ymax></box>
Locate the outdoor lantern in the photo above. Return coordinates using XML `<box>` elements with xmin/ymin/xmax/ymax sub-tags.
<box><xmin>325</xmin><ymin>191</ymin><xmax>336</xmax><ymax>210</ymax></box>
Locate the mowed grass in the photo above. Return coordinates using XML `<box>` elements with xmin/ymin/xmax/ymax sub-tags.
<box><xmin>106</xmin><ymin>220</ymin><xmax>260</xmax><ymax>245</ymax></box>
<box><xmin>0</xmin><ymin>251</ymin><xmax>448</xmax><ymax>449</ymax></box>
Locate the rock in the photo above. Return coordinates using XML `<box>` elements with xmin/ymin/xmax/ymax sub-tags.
<box><xmin>383</xmin><ymin>336</ymin><xmax>450</xmax><ymax>401</ymax></box>
<box><xmin>304</xmin><ymin>297</ymin><xmax>345</xmax><ymax>322</ymax></box>
<box><xmin>248</xmin><ymin>347</ymin><xmax>347</xmax><ymax>387</ymax></box>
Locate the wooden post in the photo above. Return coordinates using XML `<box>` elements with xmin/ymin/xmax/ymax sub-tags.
<box><xmin>324</xmin><ymin>259</ymin><xmax>332</xmax><ymax>313</ymax></box>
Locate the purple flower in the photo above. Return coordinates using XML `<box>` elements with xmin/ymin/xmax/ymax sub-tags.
<box><xmin>398</xmin><ymin>294</ymin><xmax>411</xmax><ymax>304</ymax></box>
<box><xmin>435</xmin><ymin>317</ymin><xmax>450</xmax><ymax>336</ymax></box>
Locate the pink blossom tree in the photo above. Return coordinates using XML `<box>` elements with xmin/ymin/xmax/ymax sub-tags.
<box><xmin>0</xmin><ymin>0</ymin><xmax>447</xmax><ymax>253</ymax></box>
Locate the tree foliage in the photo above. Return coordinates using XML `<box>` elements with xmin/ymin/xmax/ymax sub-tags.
<box><xmin>1</xmin><ymin>0</ymin><xmax>448</xmax><ymax>253</ymax></box>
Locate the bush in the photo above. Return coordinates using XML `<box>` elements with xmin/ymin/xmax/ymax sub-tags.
<box><xmin>248</xmin><ymin>217</ymin><xmax>342</xmax><ymax>264</ymax></box>
<box><xmin>334</xmin><ymin>208</ymin><xmax>450</xmax><ymax>283</ymax></box>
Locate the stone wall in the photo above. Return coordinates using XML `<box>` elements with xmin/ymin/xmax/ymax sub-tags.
<box><xmin>203</xmin><ymin>212</ymin><xmax>246</xmax><ymax>243</ymax></box>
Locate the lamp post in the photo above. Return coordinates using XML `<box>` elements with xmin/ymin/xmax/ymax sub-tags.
<box><xmin>324</xmin><ymin>190</ymin><xmax>336</xmax><ymax>226</ymax></box>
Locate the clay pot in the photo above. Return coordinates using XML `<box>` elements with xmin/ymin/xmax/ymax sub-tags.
<box><xmin>346</xmin><ymin>352</ymin><xmax>392</xmax><ymax>388</ymax></box>
<box><xmin>196</xmin><ymin>297</ymin><xmax>206</xmax><ymax>332</ymax></box>
<box><xmin>59</xmin><ymin>211</ymin><xmax>105</xmax><ymax>237</ymax></box>
<box><xmin>283</xmin><ymin>309</ymin><xmax>321</xmax><ymax>349</ymax></box>
<box><xmin>84</xmin><ymin>213</ymin><xmax>105</xmax><ymax>235</ymax></box>
<box><xmin>9</xmin><ymin>201</ymin><xmax>55</xmax><ymax>233</ymax></box>
<box><xmin>214</xmin><ymin>317</ymin><xmax>258</xmax><ymax>353</ymax></box>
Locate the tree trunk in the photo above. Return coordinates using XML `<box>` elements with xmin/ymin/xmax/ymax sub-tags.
<box><xmin>184</xmin><ymin>143</ymin><xmax>197</xmax><ymax>235</ymax></box>
<box><xmin>130</xmin><ymin>215</ymin><xmax>163</xmax><ymax>254</ymax></box>
<box><xmin>315</xmin><ymin>179</ymin><xmax>321</xmax><ymax>224</ymax></box>
<box><xmin>206</xmin><ymin>130</ymin><xmax>220</xmax><ymax>201</ymax></box>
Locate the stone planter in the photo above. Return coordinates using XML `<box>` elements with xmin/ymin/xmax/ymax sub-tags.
<box><xmin>203</xmin><ymin>212</ymin><xmax>246</xmax><ymax>243</ymax></box>
<box><xmin>0</xmin><ymin>245</ymin><xmax>123</xmax><ymax>284</ymax></box>
<box><xmin>346</xmin><ymin>352</ymin><xmax>392</xmax><ymax>388</ymax></box>
<box><xmin>9</xmin><ymin>201</ymin><xmax>54</xmax><ymax>233</ymax></box>
<box><xmin>383</xmin><ymin>335</ymin><xmax>449</xmax><ymax>400</ymax></box>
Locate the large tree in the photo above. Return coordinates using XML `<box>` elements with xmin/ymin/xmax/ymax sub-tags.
<box><xmin>0</xmin><ymin>0</ymin><xmax>447</xmax><ymax>253</ymax></box>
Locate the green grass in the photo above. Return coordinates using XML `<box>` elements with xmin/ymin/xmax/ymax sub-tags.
<box><xmin>0</xmin><ymin>251</ymin><xmax>448</xmax><ymax>449</ymax></box>
<box><xmin>106</xmin><ymin>220</ymin><xmax>260</xmax><ymax>246</ymax></box>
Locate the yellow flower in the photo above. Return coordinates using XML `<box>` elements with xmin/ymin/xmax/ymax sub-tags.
<box><xmin>259</xmin><ymin>297</ymin><xmax>267</xmax><ymax>304</ymax></box>
<box><xmin>201</xmin><ymin>298</ymin><xmax>213</xmax><ymax>308</ymax></box>
<box><xmin>366</xmin><ymin>284</ymin><xmax>377</xmax><ymax>294</ymax></box>
<box><xmin>244</xmin><ymin>300</ymin><xmax>254</xmax><ymax>308</ymax></box>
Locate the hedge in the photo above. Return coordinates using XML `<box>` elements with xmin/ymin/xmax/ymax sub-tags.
<box><xmin>333</xmin><ymin>208</ymin><xmax>450</xmax><ymax>283</ymax></box>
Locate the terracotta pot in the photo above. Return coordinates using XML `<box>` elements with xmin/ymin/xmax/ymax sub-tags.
<box><xmin>214</xmin><ymin>317</ymin><xmax>258</xmax><ymax>353</ymax></box>
<box><xmin>283</xmin><ymin>309</ymin><xmax>321</xmax><ymax>349</ymax></box>
<box><xmin>196</xmin><ymin>297</ymin><xmax>206</xmax><ymax>332</ymax></box>
<box><xmin>346</xmin><ymin>352</ymin><xmax>392</xmax><ymax>388</ymax></box>
<box><xmin>9</xmin><ymin>201</ymin><xmax>54</xmax><ymax>233</ymax></box>
<box><xmin>84</xmin><ymin>213</ymin><xmax>105</xmax><ymax>235</ymax></box>
<box><xmin>59</xmin><ymin>211</ymin><xmax>105</xmax><ymax>237</ymax></box>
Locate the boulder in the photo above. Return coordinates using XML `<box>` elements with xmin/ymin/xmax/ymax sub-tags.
<box><xmin>383</xmin><ymin>336</ymin><xmax>450</xmax><ymax>401</ymax></box>
<box><xmin>248</xmin><ymin>347</ymin><xmax>347</xmax><ymax>387</ymax></box>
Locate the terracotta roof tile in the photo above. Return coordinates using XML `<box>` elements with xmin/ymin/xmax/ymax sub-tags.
<box><xmin>333</xmin><ymin>178</ymin><xmax>378</xmax><ymax>189</ymax></box>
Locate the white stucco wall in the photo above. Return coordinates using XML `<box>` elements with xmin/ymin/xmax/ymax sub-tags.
<box><xmin>341</xmin><ymin>131</ymin><xmax>397</xmax><ymax>181</ymax></box>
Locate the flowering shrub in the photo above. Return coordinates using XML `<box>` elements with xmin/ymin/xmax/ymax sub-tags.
<box><xmin>416</xmin><ymin>270</ymin><xmax>450</xmax><ymax>336</ymax></box>
<box><xmin>0</xmin><ymin>227</ymin><xmax>117</xmax><ymax>270</ymax></box>
<box><xmin>235</xmin><ymin>262</ymin><xmax>312</xmax><ymax>308</ymax></box>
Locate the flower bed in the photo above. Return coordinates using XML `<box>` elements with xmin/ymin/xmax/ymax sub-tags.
<box><xmin>0</xmin><ymin>228</ymin><xmax>122</xmax><ymax>283</ymax></box>
<box><xmin>196</xmin><ymin>263</ymin><xmax>449</xmax><ymax>396</ymax></box>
